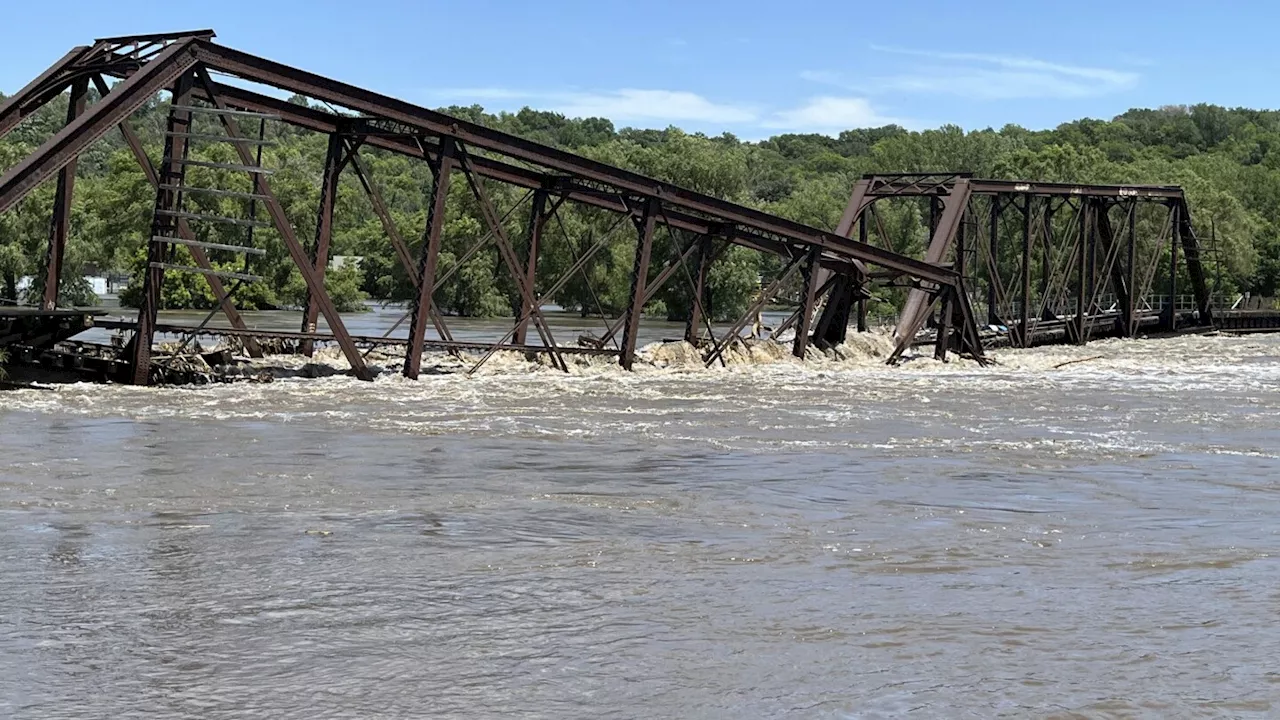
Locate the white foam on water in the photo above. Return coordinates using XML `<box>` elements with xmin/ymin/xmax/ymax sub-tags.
<box><xmin>3</xmin><ymin>332</ymin><xmax>1277</xmax><ymax>462</ymax></box>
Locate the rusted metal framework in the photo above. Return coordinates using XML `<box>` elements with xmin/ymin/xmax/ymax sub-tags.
<box><xmin>808</xmin><ymin>173</ymin><xmax>1215</xmax><ymax>359</ymax></box>
<box><xmin>0</xmin><ymin>30</ymin><xmax>988</xmax><ymax>384</ymax></box>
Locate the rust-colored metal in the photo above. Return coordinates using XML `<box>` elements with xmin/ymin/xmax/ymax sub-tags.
<box><xmin>514</xmin><ymin>189</ymin><xmax>548</xmax><ymax>346</ymax></box>
<box><xmin>193</xmin><ymin>67</ymin><xmax>372</xmax><ymax>381</ymax></box>
<box><xmin>457</xmin><ymin>146</ymin><xmax>567</xmax><ymax>372</ymax></box>
<box><xmin>300</xmin><ymin>133</ymin><xmax>343</xmax><ymax>357</ymax></box>
<box><xmin>129</xmin><ymin>69</ymin><xmax>196</xmax><ymax>385</ymax></box>
<box><xmin>703</xmin><ymin>253</ymin><xmax>805</xmax><ymax>368</ymax></box>
<box><xmin>684</xmin><ymin>235</ymin><xmax>714</xmax><ymax>345</ymax></box>
<box><xmin>0</xmin><ymin>38</ymin><xmax>200</xmax><ymax>215</ymax></box>
<box><xmin>0</xmin><ymin>33</ymin><xmax>1236</xmax><ymax>385</ymax></box>
<box><xmin>41</xmin><ymin>77</ymin><xmax>88</xmax><ymax>309</ymax></box>
<box><xmin>792</xmin><ymin>245</ymin><xmax>822</xmax><ymax>358</ymax></box>
<box><xmin>97</xmin><ymin>74</ymin><xmax>262</xmax><ymax>359</ymax></box>
<box><xmin>619</xmin><ymin>198</ymin><xmax>657</xmax><ymax>370</ymax></box>
<box><xmin>847</xmin><ymin>172</ymin><xmax>1215</xmax><ymax>358</ymax></box>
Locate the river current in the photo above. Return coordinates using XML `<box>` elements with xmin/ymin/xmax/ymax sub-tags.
<box><xmin>2</xmin><ymin>326</ymin><xmax>1279</xmax><ymax>718</ymax></box>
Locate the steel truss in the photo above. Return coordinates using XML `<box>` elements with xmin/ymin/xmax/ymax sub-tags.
<box><xmin>1</xmin><ymin>33</ymin><xmax>1214</xmax><ymax>383</ymax></box>
<box><xmin>0</xmin><ymin>30</ymin><xmax>992</xmax><ymax>383</ymax></box>
<box><xmin>812</xmin><ymin>173</ymin><xmax>1215</xmax><ymax>358</ymax></box>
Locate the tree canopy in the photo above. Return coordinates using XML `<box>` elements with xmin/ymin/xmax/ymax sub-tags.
<box><xmin>2</xmin><ymin>93</ymin><xmax>1279</xmax><ymax>318</ymax></box>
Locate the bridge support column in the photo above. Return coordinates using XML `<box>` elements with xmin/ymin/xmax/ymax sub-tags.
<box><xmin>1087</xmin><ymin>198</ymin><xmax>1099</xmax><ymax>342</ymax></box>
<box><xmin>514</xmin><ymin>189</ymin><xmax>548</xmax><ymax>346</ymax></box>
<box><xmin>988</xmin><ymin>194</ymin><xmax>1001</xmax><ymax>326</ymax></box>
<box><xmin>620</xmin><ymin>198</ymin><xmax>657</xmax><ymax>370</ymax></box>
<box><xmin>1042</xmin><ymin>200</ymin><xmax>1054</xmax><ymax>321</ymax></box>
<box><xmin>130</xmin><ymin>70</ymin><xmax>196</xmax><ymax>385</ymax></box>
<box><xmin>684</xmin><ymin>234</ymin><xmax>712</xmax><ymax>345</ymax></box>
<box><xmin>405</xmin><ymin>138</ymin><xmax>455</xmax><ymax>378</ymax></box>
<box><xmin>934</xmin><ymin>288</ymin><xmax>954</xmax><ymax>361</ymax></box>
<box><xmin>856</xmin><ymin>212</ymin><xmax>869</xmax><ymax>332</ymax></box>
<box><xmin>1126</xmin><ymin>201</ymin><xmax>1138</xmax><ymax>337</ymax></box>
<box><xmin>301</xmin><ymin>132</ymin><xmax>344</xmax><ymax>356</ymax></box>
<box><xmin>1074</xmin><ymin>200</ymin><xmax>1088</xmax><ymax>344</ymax></box>
<box><xmin>792</xmin><ymin>246</ymin><xmax>821</xmax><ymax>358</ymax></box>
<box><xmin>1019</xmin><ymin>195</ymin><xmax>1033</xmax><ymax>347</ymax></box>
<box><xmin>42</xmin><ymin>77</ymin><xmax>88</xmax><ymax>310</ymax></box>
<box><xmin>1166</xmin><ymin>201</ymin><xmax>1180</xmax><ymax>332</ymax></box>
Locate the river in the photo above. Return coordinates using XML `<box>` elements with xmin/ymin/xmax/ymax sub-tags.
<box><xmin>2</xmin><ymin>323</ymin><xmax>1279</xmax><ymax>718</ymax></box>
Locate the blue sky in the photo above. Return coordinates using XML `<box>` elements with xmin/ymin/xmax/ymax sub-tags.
<box><xmin>1</xmin><ymin>1</ymin><xmax>1273</xmax><ymax>139</ymax></box>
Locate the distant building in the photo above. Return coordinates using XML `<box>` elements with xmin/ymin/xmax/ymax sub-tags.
<box><xmin>330</xmin><ymin>256</ymin><xmax>363</xmax><ymax>271</ymax></box>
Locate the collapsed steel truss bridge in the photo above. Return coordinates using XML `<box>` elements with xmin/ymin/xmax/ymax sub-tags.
<box><xmin>0</xmin><ymin>30</ymin><xmax>1258</xmax><ymax>385</ymax></box>
<box><xmin>811</xmin><ymin>172</ymin><xmax>1221</xmax><ymax>361</ymax></box>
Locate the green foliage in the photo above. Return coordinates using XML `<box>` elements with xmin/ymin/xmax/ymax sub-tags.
<box><xmin>4</xmin><ymin>89</ymin><xmax>1280</xmax><ymax>321</ymax></box>
<box><xmin>278</xmin><ymin>262</ymin><xmax>369</xmax><ymax>313</ymax></box>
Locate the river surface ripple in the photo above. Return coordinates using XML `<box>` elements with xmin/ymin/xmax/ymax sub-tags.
<box><xmin>2</xmin><ymin>334</ymin><xmax>1280</xmax><ymax>718</ymax></box>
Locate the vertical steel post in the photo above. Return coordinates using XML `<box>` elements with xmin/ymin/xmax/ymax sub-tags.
<box><xmin>934</xmin><ymin>289</ymin><xmax>954</xmax><ymax>361</ymax></box>
<box><xmin>1085</xmin><ymin>198</ymin><xmax>1099</xmax><ymax>341</ymax></box>
<box><xmin>1020</xmin><ymin>194</ymin><xmax>1033</xmax><ymax>347</ymax></box>
<box><xmin>301</xmin><ymin>132</ymin><xmax>344</xmax><ymax>356</ymax></box>
<box><xmin>684</xmin><ymin>234</ymin><xmax>713</xmax><ymax>345</ymax></box>
<box><xmin>792</xmin><ymin>245</ymin><xmax>821</xmax><ymax>358</ymax></box>
<box><xmin>130</xmin><ymin>71</ymin><xmax>195</xmax><ymax>385</ymax></box>
<box><xmin>41</xmin><ymin>77</ymin><xmax>89</xmax><ymax>309</ymax></box>
<box><xmin>620</xmin><ymin>198</ymin><xmax>657</xmax><ymax>370</ymax></box>
<box><xmin>1042</xmin><ymin>201</ymin><xmax>1053</xmax><ymax>310</ymax></box>
<box><xmin>1076</xmin><ymin>200</ymin><xmax>1090</xmax><ymax>344</ymax></box>
<box><xmin>513</xmin><ymin>189</ymin><xmax>548</xmax><ymax>346</ymax></box>
<box><xmin>1126</xmin><ymin>200</ymin><xmax>1137</xmax><ymax>336</ymax></box>
<box><xmin>404</xmin><ymin>137</ymin><xmax>456</xmax><ymax>379</ymax></box>
<box><xmin>96</xmin><ymin>75</ymin><xmax>262</xmax><ymax>358</ymax></box>
<box><xmin>988</xmin><ymin>195</ymin><xmax>1000</xmax><ymax>325</ymax></box>
<box><xmin>195</xmin><ymin>69</ymin><xmax>371</xmax><ymax>380</ymax></box>
<box><xmin>856</xmin><ymin>214</ymin><xmax>869</xmax><ymax>332</ymax></box>
<box><xmin>1168</xmin><ymin>201</ymin><xmax>1180</xmax><ymax>332</ymax></box>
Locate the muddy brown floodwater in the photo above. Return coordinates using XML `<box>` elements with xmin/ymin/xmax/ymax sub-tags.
<box><xmin>3</xmin><ymin>327</ymin><xmax>1279</xmax><ymax>718</ymax></box>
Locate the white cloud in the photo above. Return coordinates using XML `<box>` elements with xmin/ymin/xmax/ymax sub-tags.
<box><xmin>426</xmin><ymin>87</ymin><xmax>757</xmax><ymax>125</ymax></box>
<box><xmin>551</xmin><ymin>89</ymin><xmax>757</xmax><ymax>124</ymax></box>
<box><xmin>425</xmin><ymin>87</ymin><xmax>914</xmax><ymax>136</ymax></box>
<box><xmin>766</xmin><ymin>96</ymin><xmax>906</xmax><ymax>133</ymax></box>
<box><xmin>806</xmin><ymin>47</ymin><xmax>1139</xmax><ymax>101</ymax></box>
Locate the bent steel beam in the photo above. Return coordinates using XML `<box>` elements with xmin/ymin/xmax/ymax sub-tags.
<box><xmin>130</xmin><ymin>70</ymin><xmax>196</xmax><ymax>385</ymax></box>
<box><xmin>300</xmin><ymin>133</ymin><xmax>343</xmax><ymax>357</ymax></box>
<box><xmin>41</xmin><ymin>77</ymin><xmax>88</xmax><ymax>309</ymax></box>
<box><xmin>892</xmin><ymin>179</ymin><xmax>973</xmax><ymax>359</ymax></box>
<box><xmin>0</xmin><ymin>38</ymin><xmax>200</xmax><ymax>215</ymax></box>
<box><xmin>189</xmin><ymin>41</ymin><xmax>959</xmax><ymax>287</ymax></box>
<box><xmin>0</xmin><ymin>46</ymin><xmax>93</xmax><ymax>140</ymax></box>
<box><xmin>193</xmin><ymin>68</ymin><xmax>372</xmax><ymax>381</ymax></box>
<box><xmin>96</xmin><ymin>74</ymin><xmax>263</xmax><ymax>359</ymax></box>
<box><xmin>404</xmin><ymin>139</ymin><xmax>455</xmax><ymax>379</ymax></box>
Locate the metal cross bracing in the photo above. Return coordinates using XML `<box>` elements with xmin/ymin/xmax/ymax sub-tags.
<box><xmin>0</xmin><ymin>32</ymin><xmax>1235</xmax><ymax>383</ymax></box>
<box><xmin>0</xmin><ymin>30</ymin><xmax>993</xmax><ymax>385</ymax></box>
<box><xmin>809</xmin><ymin>173</ymin><xmax>1217</xmax><ymax>359</ymax></box>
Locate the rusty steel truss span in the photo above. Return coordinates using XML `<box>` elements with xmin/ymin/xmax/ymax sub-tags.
<box><xmin>2</xmin><ymin>32</ymin><xmax>1226</xmax><ymax>385</ymax></box>
<box><xmin>809</xmin><ymin>173</ymin><xmax>1218</xmax><ymax>360</ymax></box>
<box><xmin>0</xmin><ymin>29</ymin><xmax>994</xmax><ymax>384</ymax></box>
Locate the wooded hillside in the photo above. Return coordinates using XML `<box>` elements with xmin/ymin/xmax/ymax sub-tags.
<box><xmin>2</xmin><ymin>92</ymin><xmax>1276</xmax><ymax>319</ymax></box>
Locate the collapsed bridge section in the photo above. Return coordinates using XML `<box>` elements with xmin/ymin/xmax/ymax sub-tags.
<box><xmin>812</xmin><ymin>173</ymin><xmax>1237</xmax><ymax>358</ymax></box>
<box><xmin>0</xmin><ymin>30</ymin><xmax>984</xmax><ymax>385</ymax></box>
